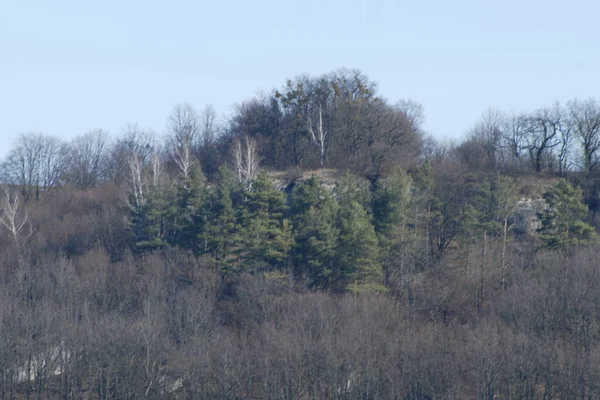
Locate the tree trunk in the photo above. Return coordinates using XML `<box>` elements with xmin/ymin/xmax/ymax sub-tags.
<box><xmin>501</xmin><ymin>214</ymin><xmax>508</xmax><ymax>289</ymax></box>
<box><xmin>480</xmin><ymin>231</ymin><xmax>487</xmax><ymax>307</ymax></box>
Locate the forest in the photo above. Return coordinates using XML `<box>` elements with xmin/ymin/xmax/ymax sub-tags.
<box><xmin>1</xmin><ymin>68</ymin><xmax>600</xmax><ymax>399</ymax></box>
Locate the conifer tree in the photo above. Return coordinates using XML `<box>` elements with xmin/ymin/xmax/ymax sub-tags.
<box><xmin>372</xmin><ymin>169</ymin><xmax>412</xmax><ymax>286</ymax></box>
<box><xmin>538</xmin><ymin>179</ymin><xmax>596</xmax><ymax>248</ymax></box>
<box><xmin>336</xmin><ymin>199</ymin><xmax>383</xmax><ymax>292</ymax></box>
<box><xmin>200</xmin><ymin>165</ymin><xmax>244</xmax><ymax>276</ymax></box>
<box><xmin>291</xmin><ymin>176</ymin><xmax>339</xmax><ymax>288</ymax></box>
<box><xmin>171</xmin><ymin>164</ymin><xmax>207</xmax><ymax>250</ymax></box>
<box><xmin>237</xmin><ymin>171</ymin><xmax>293</xmax><ymax>272</ymax></box>
<box><xmin>334</xmin><ymin>172</ymin><xmax>372</xmax><ymax>212</ymax></box>
<box><xmin>132</xmin><ymin>180</ymin><xmax>177</xmax><ymax>252</ymax></box>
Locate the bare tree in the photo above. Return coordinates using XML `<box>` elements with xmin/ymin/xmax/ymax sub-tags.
<box><xmin>166</xmin><ymin>103</ymin><xmax>200</xmax><ymax>179</ymax></box>
<box><xmin>1</xmin><ymin>133</ymin><xmax>67</xmax><ymax>200</ymax></box>
<box><xmin>306</xmin><ymin>103</ymin><xmax>328</xmax><ymax>169</ymax></box>
<box><xmin>555</xmin><ymin>104</ymin><xmax>575</xmax><ymax>176</ymax></box>
<box><xmin>200</xmin><ymin>105</ymin><xmax>219</xmax><ymax>148</ymax></box>
<box><xmin>65</xmin><ymin>130</ymin><xmax>110</xmax><ymax>189</ymax></box>
<box><xmin>233</xmin><ymin>136</ymin><xmax>261</xmax><ymax>190</ymax></box>
<box><xmin>526</xmin><ymin>108</ymin><xmax>561</xmax><ymax>173</ymax></box>
<box><xmin>0</xmin><ymin>186</ymin><xmax>34</xmax><ymax>266</ymax></box>
<box><xmin>108</xmin><ymin>124</ymin><xmax>157</xmax><ymax>184</ymax></box>
<box><xmin>469</xmin><ymin>108</ymin><xmax>506</xmax><ymax>167</ymax></box>
<box><xmin>568</xmin><ymin>98</ymin><xmax>600</xmax><ymax>173</ymax></box>
<box><xmin>396</xmin><ymin>99</ymin><xmax>425</xmax><ymax>132</ymax></box>
<box><xmin>125</xmin><ymin>149</ymin><xmax>165</xmax><ymax>210</ymax></box>
<box><xmin>502</xmin><ymin>111</ymin><xmax>532</xmax><ymax>161</ymax></box>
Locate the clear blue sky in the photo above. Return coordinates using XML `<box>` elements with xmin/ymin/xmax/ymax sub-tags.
<box><xmin>1</xmin><ymin>0</ymin><xmax>598</xmax><ymax>159</ymax></box>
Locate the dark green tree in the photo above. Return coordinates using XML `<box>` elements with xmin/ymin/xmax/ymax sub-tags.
<box><xmin>334</xmin><ymin>172</ymin><xmax>372</xmax><ymax>212</ymax></box>
<box><xmin>237</xmin><ymin>171</ymin><xmax>293</xmax><ymax>272</ymax></box>
<box><xmin>202</xmin><ymin>165</ymin><xmax>243</xmax><ymax>275</ymax></box>
<box><xmin>372</xmin><ymin>169</ymin><xmax>412</xmax><ymax>286</ymax></box>
<box><xmin>171</xmin><ymin>164</ymin><xmax>208</xmax><ymax>250</ymax></box>
<box><xmin>336</xmin><ymin>199</ymin><xmax>384</xmax><ymax>293</ymax></box>
<box><xmin>291</xmin><ymin>176</ymin><xmax>339</xmax><ymax>288</ymax></box>
<box><xmin>538</xmin><ymin>179</ymin><xmax>596</xmax><ymax>248</ymax></box>
<box><xmin>131</xmin><ymin>181</ymin><xmax>177</xmax><ymax>253</ymax></box>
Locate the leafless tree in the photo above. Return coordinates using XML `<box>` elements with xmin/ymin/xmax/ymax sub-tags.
<box><xmin>555</xmin><ymin>104</ymin><xmax>575</xmax><ymax>176</ymax></box>
<box><xmin>166</xmin><ymin>103</ymin><xmax>200</xmax><ymax>179</ymax></box>
<box><xmin>306</xmin><ymin>103</ymin><xmax>328</xmax><ymax>169</ymax></box>
<box><xmin>65</xmin><ymin>130</ymin><xmax>110</xmax><ymax>189</ymax></box>
<box><xmin>397</xmin><ymin>99</ymin><xmax>425</xmax><ymax>132</ymax></box>
<box><xmin>526</xmin><ymin>108</ymin><xmax>561</xmax><ymax>173</ymax></box>
<box><xmin>233</xmin><ymin>136</ymin><xmax>261</xmax><ymax>190</ymax></box>
<box><xmin>125</xmin><ymin>149</ymin><xmax>165</xmax><ymax>210</ymax></box>
<box><xmin>200</xmin><ymin>105</ymin><xmax>219</xmax><ymax>148</ymax></box>
<box><xmin>501</xmin><ymin>111</ymin><xmax>533</xmax><ymax>164</ymax></box>
<box><xmin>108</xmin><ymin>124</ymin><xmax>157</xmax><ymax>184</ymax></box>
<box><xmin>469</xmin><ymin>108</ymin><xmax>506</xmax><ymax>167</ymax></box>
<box><xmin>0</xmin><ymin>186</ymin><xmax>34</xmax><ymax>266</ymax></box>
<box><xmin>568</xmin><ymin>98</ymin><xmax>600</xmax><ymax>173</ymax></box>
<box><xmin>1</xmin><ymin>133</ymin><xmax>67</xmax><ymax>200</ymax></box>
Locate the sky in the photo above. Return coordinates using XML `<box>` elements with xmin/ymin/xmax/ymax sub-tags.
<box><xmin>1</xmin><ymin>0</ymin><xmax>599</xmax><ymax>159</ymax></box>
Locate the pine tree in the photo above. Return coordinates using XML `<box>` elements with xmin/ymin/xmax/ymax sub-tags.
<box><xmin>372</xmin><ymin>169</ymin><xmax>412</xmax><ymax>286</ymax></box>
<box><xmin>291</xmin><ymin>176</ymin><xmax>339</xmax><ymax>288</ymax></box>
<box><xmin>171</xmin><ymin>164</ymin><xmax>207</xmax><ymax>250</ymax></box>
<box><xmin>334</xmin><ymin>172</ymin><xmax>372</xmax><ymax>213</ymax></box>
<box><xmin>538</xmin><ymin>179</ymin><xmax>596</xmax><ymax>248</ymax></box>
<box><xmin>336</xmin><ymin>200</ymin><xmax>383</xmax><ymax>293</ymax></box>
<box><xmin>237</xmin><ymin>171</ymin><xmax>293</xmax><ymax>272</ymax></box>
<box><xmin>132</xmin><ymin>181</ymin><xmax>177</xmax><ymax>253</ymax></box>
<box><xmin>202</xmin><ymin>165</ymin><xmax>241</xmax><ymax>275</ymax></box>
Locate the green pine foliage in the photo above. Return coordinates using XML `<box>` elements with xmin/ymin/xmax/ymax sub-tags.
<box><xmin>538</xmin><ymin>179</ymin><xmax>597</xmax><ymax>248</ymax></box>
<box><xmin>336</xmin><ymin>200</ymin><xmax>384</xmax><ymax>293</ymax></box>
<box><xmin>291</xmin><ymin>176</ymin><xmax>340</xmax><ymax>288</ymax></box>
<box><xmin>131</xmin><ymin>177</ymin><xmax>177</xmax><ymax>253</ymax></box>
<box><xmin>201</xmin><ymin>165</ymin><xmax>241</xmax><ymax>274</ymax></box>
<box><xmin>237</xmin><ymin>171</ymin><xmax>293</xmax><ymax>272</ymax></box>
<box><xmin>172</xmin><ymin>164</ymin><xmax>208</xmax><ymax>250</ymax></box>
<box><xmin>334</xmin><ymin>172</ymin><xmax>372</xmax><ymax>213</ymax></box>
<box><xmin>372</xmin><ymin>169</ymin><xmax>412</xmax><ymax>285</ymax></box>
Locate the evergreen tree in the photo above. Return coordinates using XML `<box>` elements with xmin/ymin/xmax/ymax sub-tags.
<box><xmin>237</xmin><ymin>171</ymin><xmax>293</xmax><ymax>272</ymax></box>
<box><xmin>132</xmin><ymin>180</ymin><xmax>177</xmax><ymax>253</ymax></box>
<box><xmin>334</xmin><ymin>172</ymin><xmax>372</xmax><ymax>213</ymax></box>
<box><xmin>171</xmin><ymin>164</ymin><xmax>207</xmax><ymax>250</ymax></box>
<box><xmin>538</xmin><ymin>179</ymin><xmax>596</xmax><ymax>248</ymax></box>
<box><xmin>202</xmin><ymin>165</ymin><xmax>241</xmax><ymax>275</ymax></box>
<box><xmin>291</xmin><ymin>176</ymin><xmax>339</xmax><ymax>288</ymax></box>
<box><xmin>290</xmin><ymin>175</ymin><xmax>323</xmax><ymax>221</ymax></box>
<box><xmin>336</xmin><ymin>199</ymin><xmax>383</xmax><ymax>292</ymax></box>
<box><xmin>372</xmin><ymin>169</ymin><xmax>412</xmax><ymax>285</ymax></box>
<box><xmin>460</xmin><ymin>177</ymin><xmax>500</xmax><ymax>240</ymax></box>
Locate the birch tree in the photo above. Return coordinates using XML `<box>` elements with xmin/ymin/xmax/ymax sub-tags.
<box><xmin>306</xmin><ymin>103</ymin><xmax>328</xmax><ymax>168</ymax></box>
<box><xmin>0</xmin><ymin>187</ymin><xmax>34</xmax><ymax>266</ymax></box>
<box><xmin>166</xmin><ymin>103</ymin><xmax>200</xmax><ymax>180</ymax></box>
<box><xmin>233</xmin><ymin>135</ymin><xmax>261</xmax><ymax>190</ymax></box>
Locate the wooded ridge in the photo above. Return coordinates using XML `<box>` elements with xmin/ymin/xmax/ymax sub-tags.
<box><xmin>1</xmin><ymin>69</ymin><xmax>600</xmax><ymax>398</ymax></box>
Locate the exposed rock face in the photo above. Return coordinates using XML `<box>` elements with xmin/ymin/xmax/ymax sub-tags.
<box><xmin>512</xmin><ymin>198</ymin><xmax>548</xmax><ymax>236</ymax></box>
<box><xmin>269</xmin><ymin>169</ymin><xmax>340</xmax><ymax>195</ymax></box>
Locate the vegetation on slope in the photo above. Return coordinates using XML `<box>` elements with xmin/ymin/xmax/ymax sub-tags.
<box><xmin>1</xmin><ymin>69</ymin><xmax>600</xmax><ymax>398</ymax></box>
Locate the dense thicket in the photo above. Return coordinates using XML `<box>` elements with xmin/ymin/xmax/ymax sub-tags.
<box><xmin>2</xmin><ymin>69</ymin><xmax>600</xmax><ymax>398</ymax></box>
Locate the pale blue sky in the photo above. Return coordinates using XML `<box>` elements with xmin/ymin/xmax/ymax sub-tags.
<box><xmin>1</xmin><ymin>0</ymin><xmax>598</xmax><ymax>159</ymax></box>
